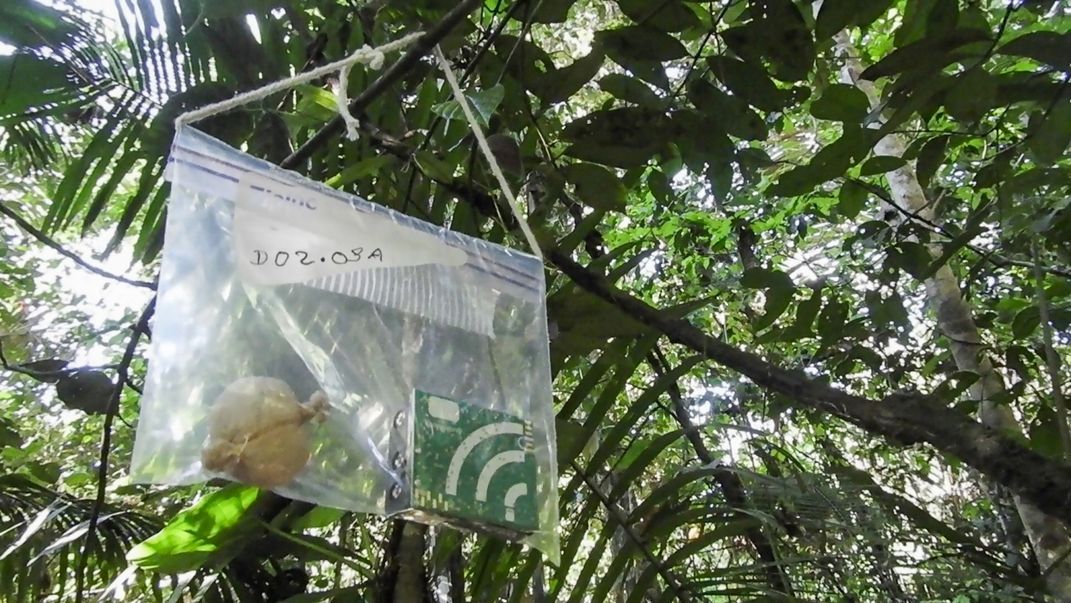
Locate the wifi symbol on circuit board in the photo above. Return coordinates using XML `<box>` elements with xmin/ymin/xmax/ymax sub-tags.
<box><xmin>444</xmin><ymin>421</ymin><xmax>532</xmax><ymax>522</ymax></box>
<box><xmin>417</xmin><ymin>392</ymin><xmax>536</xmax><ymax>529</ymax></box>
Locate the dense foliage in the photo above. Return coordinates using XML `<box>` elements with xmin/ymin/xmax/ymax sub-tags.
<box><xmin>1</xmin><ymin>0</ymin><xmax>1070</xmax><ymax>601</ymax></box>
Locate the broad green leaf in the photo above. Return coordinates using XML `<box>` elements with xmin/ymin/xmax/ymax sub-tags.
<box><xmin>1011</xmin><ymin>306</ymin><xmax>1041</xmax><ymax>339</ymax></box>
<box><xmin>596</xmin><ymin>25</ymin><xmax>687</xmax><ymax>62</ymax></box>
<box><xmin>943</xmin><ymin>68</ymin><xmax>997</xmax><ymax>123</ymax></box>
<box><xmin>769</xmin><ymin>127</ymin><xmax>872</xmax><ymax>196</ymax></box>
<box><xmin>890</xmin><ymin>242</ymin><xmax>933</xmax><ymax>279</ymax></box>
<box><xmin>616</xmin><ymin>0</ymin><xmax>698</xmax><ymax>32</ymax></box>
<box><xmin>755</xmin><ymin>288</ymin><xmax>793</xmax><ymax>331</ymax></box>
<box><xmin>860</xmin><ymin>29</ymin><xmax>991</xmax><ymax>81</ymax></box>
<box><xmin>127</xmin><ymin>485</ymin><xmax>260</xmax><ymax>573</ymax></box>
<box><xmin>512</xmin><ymin>0</ymin><xmax>576</xmax><ymax>23</ymax></box>
<box><xmin>916</xmin><ymin>135</ymin><xmax>949</xmax><ymax>188</ymax></box>
<box><xmin>562</xmin><ymin>107</ymin><xmax>675</xmax><ymax>167</ymax></box>
<box><xmin>1028</xmin><ymin>103</ymin><xmax>1071</xmax><ymax>166</ymax></box>
<box><xmin>999</xmin><ymin>31</ymin><xmax>1071</xmax><ymax>72</ymax></box>
<box><xmin>781</xmin><ymin>287</ymin><xmax>823</xmax><ymax>340</ymax></box>
<box><xmin>1029</xmin><ymin>406</ymin><xmax>1063</xmax><ymax>458</ymax></box>
<box><xmin>817</xmin><ymin>298</ymin><xmax>849</xmax><ymax>345</ymax></box>
<box><xmin>859</xmin><ymin>155</ymin><xmax>908</xmax><ymax>176</ymax></box>
<box><xmin>707</xmin><ymin>55</ymin><xmax>789</xmax><ymax>112</ymax></box>
<box><xmin>599</xmin><ymin>73</ymin><xmax>662</xmax><ymax>108</ymax></box>
<box><xmin>754</xmin><ymin>0</ymin><xmax>816</xmax><ymax>82</ymax></box>
<box><xmin>741</xmin><ymin>267</ymin><xmax>794</xmax><ymax>291</ymax></box>
<box><xmin>810</xmin><ymin>84</ymin><xmax>869</xmax><ymax>122</ymax></box>
<box><xmin>432</xmin><ymin>84</ymin><xmax>505</xmax><ymax>127</ymax></box>
<box><xmin>838</xmin><ymin>180</ymin><xmax>868</xmax><ymax>219</ymax></box>
<box><xmin>687</xmin><ymin>79</ymin><xmax>767</xmax><ymax>140</ymax></box>
<box><xmin>598</xmin><ymin>25</ymin><xmax>686</xmax><ymax>89</ymax></box>
<box><xmin>562</xmin><ymin>162</ymin><xmax>627</xmax><ymax>212</ymax></box>
<box><xmin>529</xmin><ymin>49</ymin><xmax>604</xmax><ymax>105</ymax></box>
<box><xmin>815</xmin><ymin>0</ymin><xmax>894</xmax><ymax>41</ymax></box>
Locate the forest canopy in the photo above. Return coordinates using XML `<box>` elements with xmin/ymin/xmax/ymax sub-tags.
<box><xmin>1</xmin><ymin>0</ymin><xmax>1071</xmax><ymax>601</ymax></box>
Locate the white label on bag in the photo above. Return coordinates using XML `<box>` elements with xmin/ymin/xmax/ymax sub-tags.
<box><xmin>234</xmin><ymin>174</ymin><xmax>467</xmax><ymax>285</ymax></box>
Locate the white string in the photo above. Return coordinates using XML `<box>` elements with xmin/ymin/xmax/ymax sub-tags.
<box><xmin>174</xmin><ymin>32</ymin><xmax>422</xmax><ymax>127</ymax></box>
<box><xmin>432</xmin><ymin>45</ymin><xmax>543</xmax><ymax>261</ymax></box>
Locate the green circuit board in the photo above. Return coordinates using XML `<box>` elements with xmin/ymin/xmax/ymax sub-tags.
<box><xmin>409</xmin><ymin>390</ymin><xmax>538</xmax><ymax>533</ymax></box>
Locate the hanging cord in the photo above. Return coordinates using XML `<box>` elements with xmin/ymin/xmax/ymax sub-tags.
<box><xmin>174</xmin><ymin>31</ymin><xmax>422</xmax><ymax>130</ymax></box>
<box><xmin>432</xmin><ymin>45</ymin><xmax>543</xmax><ymax>261</ymax></box>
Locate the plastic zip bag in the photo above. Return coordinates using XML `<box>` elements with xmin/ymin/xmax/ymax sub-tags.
<box><xmin>130</xmin><ymin>126</ymin><xmax>559</xmax><ymax>559</ymax></box>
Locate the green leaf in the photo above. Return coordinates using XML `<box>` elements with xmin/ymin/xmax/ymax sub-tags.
<box><xmin>1000</xmin><ymin>31</ymin><xmax>1071</xmax><ymax>72</ymax></box>
<box><xmin>860</xmin><ymin>29</ymin><xmax>991</xmax><ymax>81</ymax></box>
<box><xmin>514</xmin><ymin>0</ymin><xmax>576</xmax><ymax>23</ymax></box>
<box><xmin>1029</xmin><ymin>406</ymin><xmax>1063</xmax><ymax>458</ymax></box>
<box><xmin>432</xmin><ymin>84</ymin><xmax>505</xmax><ymax>127</ymax></box>
<box><xmin>755</xmin><ymin>288</ymin><xmax>793</xmax><ymax>331</ymax></box>
<box><xmin>769</xmin><ymin>127</ymin><xmax>872</xmax><ymax>196</ymax></box>
<box><xmin>292</xmin><ymin>506</ymin><xmax>346</xmax><ymax>531</ymax></box>
<box><xmin>127</xmin><ymin>485</ymin><xmax>260</xmax><ymax>573</ymax></box>
<box><xmin>562</xmin><ymin>107</ymin><xmax>675</xmax><ymax>167</ymax></box>
<box><xmin>687</xmin><ymin>79</ymin><xmax>767</xmax><ymax>140</ymax></box>
<box><xmin>55</xmin><ymin>369</ymin><xmax>113</xmax><ymax>415</ymax></box>
<box><xmin>943</xmin><ymin>68</ymin><xmax>997</xmax><ymax>123</ymax></box>
<box><xmin>782</xmin><ymin>287</ymin><xmax>823</xmax><ymax>340</ymax></box>
<box><xmin>916</xmin><ymin>135</ymin><xmax>949</xmax><ymax>189</ymax></box>
<box><xmin>562</xmin><ymin>163</ymin><xmax>627</xmax><ymax>212</ymax></box>
<box><xmin>530</xmin><ymin>49</ymin><xmax>604</xmax><ymax>105</ymax></box>
<box><xmin>1012</xmin><ymin>306</ymin><xmax>1041</xmax><ymax>339</ymax></box>
<box><xmin>810</xmin><ymin>84</ymin><xmax>869</xmax><ymax>122</ymax></box>
<box><xmin>859</xmin><ymin>155</ymin><xmax>908</xmax><ymax>176</ymax></box>
<box><xmin>414</xmin><ymin>150</ymin><xmax>456</xmax><ymax>183</ymax></box>
<box><xmin>598</xmin><ymin>25</ymin><xmax>686</xmax><ymax>89</ymax></box>
<box><xmin>891</xmin><ymin>242</ymin><xmax>933</xmax><ymax>279</ymax></box>
<box><xmin>707</xmin><ymin>56</ymin><xmax>788</xmax><ymax>112</ymax></box>
<box><xmin>815</xmin><ymin>0</ymin><xmax>894</xmax><ymax>41</ymax></box>
<box><xmin>598</xmin><ymin>74</ymin><xmax>662</xmax><ymax>108</ymax></box>
<box><xmin>754</xmin><ymin>0</ymin><xmax>816</xmax><ymax>82</ymax></box>
<box><xmin>0</xmin><ymin>54</ymin><xmax>74</xmax><ymax>117</ymax></box>
<box><xmin>741</xmin><ymin>267</ymin><xmax>794</xmax><ymax>291</ymax></box>
<box><xmin>324</xmin><ymin>155</ymin><xmax>395</xmax><ymax>188</ymax></box>
<box><xmin>838</xmin><ymin>180</ymin><xmax>868</xmax><ymax>219</ymax></box>
<box><xmin>616</xmin><ymin>0</ymin><xmax>698</xmax><ymax>32</ymax></box>
<box><xmin>0</xmin><ymin>0</ymin><xmax>80</xmax><ymax>48</ymax></box>
<box><xmin>1028</xmin><ymin>103</ymin><xmax>1071</xmax><ymax>167</ymax></box>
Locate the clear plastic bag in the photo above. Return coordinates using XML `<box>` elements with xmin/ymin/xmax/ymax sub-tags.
<box><xmin>130</xmin><ymin>126</ymin><xmax>559</xmax><ymax>558</ymax></box>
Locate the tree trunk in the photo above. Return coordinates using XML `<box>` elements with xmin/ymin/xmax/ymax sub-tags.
<box><xmin>393</xmin><ymin>521</ymin><xmax>428</xmax><ymax>603</ymax></box>
<box><xmin>834</xmin><ymin>31</ymin><xmax>1071</xmax><ymax>600</ymax></box>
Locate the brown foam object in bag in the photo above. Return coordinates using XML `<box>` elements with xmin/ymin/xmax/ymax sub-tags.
<box><xmin>201</xmin><ymin>377</ymin><xmax>328</xmax><ymax>489</ymax></box>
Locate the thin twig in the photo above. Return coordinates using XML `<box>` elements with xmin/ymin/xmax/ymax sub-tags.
<box><xmin>73</xmin><ymin>297</ymin><xmax>155</xmax><ymax>603</ymax></box>
<box><xmin>568</xmin><ymin>459</ymin><xmax>693</xmax><ymax>603</ymax></box>
<box><xmin>847</xmin><ymin>177</ymin><xmax>1071</xmax><ymax>279</ymax></box>
<box><xmin>667</xmin><ymin>0</ymin><xmax>740</xmax><ymax>103</ymax></box>
<box><xmin>0</xmin><ymin>202</ymin><xmax>156</xmax><ymax>289</ymax></box>
<box><xmin>1032</xmin><ymin>240</ymin><xmax>1071</xmax><ymax>460</ymax></box>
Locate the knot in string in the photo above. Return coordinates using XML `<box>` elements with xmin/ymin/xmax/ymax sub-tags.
<box><xmin>174</xmin><ymin>31</ymin><xmax>423</xmax><ymax>134</ymax></box>
<box><xmin>334</xmin><ymin>44</ymin><xmax>388</xmax><ymax>141</ymax></box>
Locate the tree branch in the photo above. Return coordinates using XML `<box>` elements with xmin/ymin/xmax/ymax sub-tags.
<box><xmin>648</xmin><ymin>348</ymin><xmax>794</xmax><ymax>596</ymax></box>
<box><xmin>548</xmin><ymin>249</ymin><xmax>1071</xmax><ymax>528</ymax></box>
<box><xmin>281</xmin><ymin>0</ymin><xmax>485</xmax><ymax>170</ymax></box>
<box><xmin>74</xmin><ymin>298</ymin><xmax>155</xmax><ymax>603</ymax></box>
<box><xmin>0</xmin><ymin>202</ymin><xmax>156</xmax><ymax>290</ymax></box>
